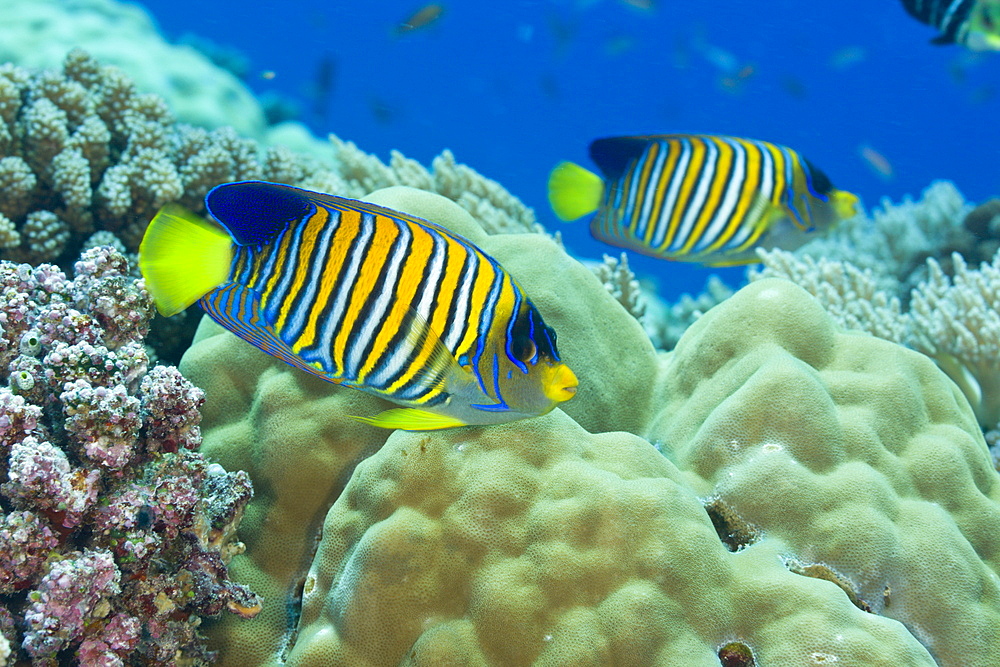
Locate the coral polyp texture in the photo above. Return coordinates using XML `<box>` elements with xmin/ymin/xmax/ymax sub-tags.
<box><xmin>180</xmin><ymin>189</ymin><xmax>1000</xmax><ymax>666</ymax></box>
<box><xmin>0</xmin><ymin>246</ymin><xmax>259</xmax><ymax>666</ymax></box>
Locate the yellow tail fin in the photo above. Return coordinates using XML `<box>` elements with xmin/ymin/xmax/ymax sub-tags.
<box><xmin>138</xmin><ymin>204</ymin><xmax>234</xmax><ymax>317</ymax></box>
<box><xmin>547</xmin><ymin>161</ymin><xmax>604</xmax><ymax>221</ymax></box>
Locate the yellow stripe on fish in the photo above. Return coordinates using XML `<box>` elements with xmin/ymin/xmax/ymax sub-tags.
<box><xmin>548</xmin><ymin>134</ymin><xmax>860</xmax><ymax>267</ymax></box>
<box><xmin>139</xmin><ymin>181</ymin><xmax>578</xmax><ymax>430</ymax></box>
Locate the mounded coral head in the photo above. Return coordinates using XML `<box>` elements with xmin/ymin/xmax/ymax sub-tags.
<box><xmin>184</xmin><ymin>189</ymin><xmax>1000</xmax><ymax>666</ymax></box>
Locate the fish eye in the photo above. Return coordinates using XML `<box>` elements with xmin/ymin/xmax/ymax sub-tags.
<box><xmin>511</xmin><ymin>335</ymin><xmax>537</xmax><ymax>363</ymax></box>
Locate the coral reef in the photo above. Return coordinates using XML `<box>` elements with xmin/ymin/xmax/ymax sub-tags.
<box><xmin>589</xmin><ymin>252</ymin><xmax>648</xmax><ymax>325</ymax></box>
<box><xmin>753</xmin><ymin>244</ymin><xmax>1000</xmax><ymax>432</ymax></box>
<box><xmin>0</xmin><ymin>0</ymin><xmax>267</xmax><ymax>137</ymax></box>
<box><xmin>0</xmin><ymin>247</ymin><xmax>258</xmax><ymax>665</ymax></box>
<box><xmin>0</xmin><ymin>44</ymin><xmax>545</xmax><ymax>269</ymax></box>
<box><xmin>181</xmin><ymin>188</ymin><xmax>1000</xmax><ymax>666</ymax></box>
<box><xmin>0</xmin><ymin>49</ymin><xmax>282</xmax><ymax>265</ymax></box>
<box><xmin>0</xmin><ymin>47</ymin><xmax>542</xmax><ymax>365</ymax></box>
<box><xmin>785</xmin><ymin>180</ymin><xmax>993</xmax><ymax>295</ymax></box>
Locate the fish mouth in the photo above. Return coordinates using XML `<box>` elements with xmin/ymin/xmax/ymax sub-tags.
<box><xmin>543</xmin><ymin>364</ymin><xmax>578</xmax><ymax>403</ymax></box>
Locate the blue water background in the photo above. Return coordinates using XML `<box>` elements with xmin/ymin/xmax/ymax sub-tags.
<box><xmin>133</xmin><ymin>0</ymin><xmax>1000</xmax><ymax>300</ymax></box>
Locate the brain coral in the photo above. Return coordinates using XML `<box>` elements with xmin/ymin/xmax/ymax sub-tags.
<box><xmin>179</xmin><ymin>187</ymin><xmax>1000</xmax><ymax>666</ymax></box>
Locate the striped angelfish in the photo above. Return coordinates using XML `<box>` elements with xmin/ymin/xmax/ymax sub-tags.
<box><xmin>547</xmin><ymin>134</ymin><xmax>859</xmax><ymax>267</ymax></box>
<box><xmin>900</xmin><ymin>0</ymin><xmax>1000</xmax><ymax>50</ymax></box>
<box><xmin>139</xmin><ymin>181</ymin><xmax>577</xmax><ymax>431</ymax></box>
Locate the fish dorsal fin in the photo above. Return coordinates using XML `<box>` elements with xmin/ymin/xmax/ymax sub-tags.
<box><xmin>206</xmin><ymin>181</ymin><xmax>314</xmax><ymax>246</ymax></box>
<box><xmin>588</xmin><ymin>136</ymin><xmax>654</xmax><ymax>181</ymax></box>
<box><xmin>211</xmin><ymin>181</ymin><xmax>477</xmax><ymax>250</ymax></box>
<box><xmin>305</xmin><ymin>191</ymin><xmax>478</xmax><ymax>246</ymax></box>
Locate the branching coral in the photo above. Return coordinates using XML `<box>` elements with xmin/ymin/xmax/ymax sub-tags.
<box><xmin>0</xmin><ymin>247</ymin><xmax>258</xmax><ymax>665</ymax></box>
<box><xmin>908</xmin><ymin>251</ymin><xmax>1000</xmax><ymax>429</ymax></box>
<box><xmin>643</xmin><ymin>275</ymin><xmax>734</xmax><ymax>351</ymax></box>
<box><xmin>326</xmin><ymin>138</ymin><xmax>545</xmax><ymax>235</ymax></box>
<box><xmin>590</xmin><ymin>252</ymin><xmax>648</xmax><ymax>324</ymax></box>
<box><xmin>0</xmin><ymin>49</ymin><xmax>289</xmax><ymax>265</ymax></box>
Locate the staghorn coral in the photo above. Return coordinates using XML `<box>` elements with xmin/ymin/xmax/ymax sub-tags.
<box><xmin>780</xmin><ymin>180</ymin><xmax>997</xmax><ymax>297</ymax></box>
<box><xmin>590</xmin><ymin>252</ymin><xmax>648</xmax><ymax>324</ymax></box>
<box><xmin>0</xmin><ymin>247</ymin><xmax>259</xmax><ymax>665</ymax></box>
<box><xmin>326</xmin><ymin>138</ymin><xmax>546</xmax><ymax>235</ymax></box>
<box><xmin>752</xmin><ymin>248</ymin><xmax>907</xmax><ymax>342</ymax></box>
<box><xmin>643</xmin><ymin>274</ymin><xmax>735</xmax><ymax>351</ymax></box>
<box><xmin>181</xmin><ymin>189</ymin><xmax>1000</xmax><ymax>666</ymax></box>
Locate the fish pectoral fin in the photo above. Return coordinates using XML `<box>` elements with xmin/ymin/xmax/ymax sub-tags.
<box><xmin>351</xmin><ymin>408</ymin><xmax>468</xmax><ymax>431</ymax></box>
<box><xmin>400</xmin><ymin>306</ymin><xmax>477</xmax><ymax>395</ymax></box>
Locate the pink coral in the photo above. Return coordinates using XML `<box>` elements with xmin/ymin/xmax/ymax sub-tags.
<box><xmin>2</xmin><ymin>436</ymin><xmax>101</xmax><ymax>529</ymax></box>
<box><xmin>139</xmin><ymin>365</ymin><xmax>204</xmax><ymax>453</ymax></box>
<box><xmin>0</xmin><ymin>510</ymin><xmax>59</xmax><ymax>593</ymax></box>
<box><xmin>22</xmin><ymin>549</ymin><xmax>120</xmax><ymax>659</ymax></box>
<box><xmin>76</xmin><ymin>613</ymin><xmax>141</xmax><ymax>667</ymax></box>
<box><xmin>61</xmin><ymin>379</ymin><xmax>141</xmax><ymax>469</ymax></box>
<box><xmin>0</xmin><ymin>247</ymin><xmax>258</xmax><ymax>664</ymax></box>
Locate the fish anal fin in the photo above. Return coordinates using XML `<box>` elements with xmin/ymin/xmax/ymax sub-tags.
<box><xmin>351</xmin><ymin>408</ymin><xmax>467</xmax><ymax>431</ymax></box>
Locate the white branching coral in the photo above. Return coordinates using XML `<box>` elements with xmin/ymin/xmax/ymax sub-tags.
<box><xmin>328</xmin><ymin>138</ymin><xmax>543</xmax><ymax>236</ymax></box>
<box><xmin>590</xmin><ymin>253</ymin><xmax>647</xmax><ymax>323</ymax></box>
<box><xmin>908</xmin><ymin>252</ymin><xmax>1000</xmax><ymax>427</ymax></box>
<box><xmin>752</xmin><ymin>249</ymin><xmax>907</xmax><ymax>342</ymax></box>
<box><xmin>643</xmin><ymin>276</ymin><xmax>734</xmax><ymax>351</ymax></box>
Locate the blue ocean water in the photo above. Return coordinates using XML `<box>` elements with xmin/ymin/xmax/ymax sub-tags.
<box><xmin>134</xmin><ymin>0</ymin><xmax>1000</xmax><ymax>299</ymax></box>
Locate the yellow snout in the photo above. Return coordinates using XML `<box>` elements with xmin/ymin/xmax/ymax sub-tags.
<box><xmin>542</xmin><ymin>363</ymin><xmax>578</xmax><ymax>404</ymax></box>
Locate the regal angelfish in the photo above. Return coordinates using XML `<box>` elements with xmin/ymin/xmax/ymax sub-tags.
<box><xmin>900</xmin><ymin>0</ymin><xmax>1000</xmax><ymax>50</ymax></box>
<box><xmin>138</xmin><ymin>181</ymin><xmax>577</xmax><ymax>431</ymax></box>
<box><xmin>548</xmin><ymin>134</ymin><xmax>860</xmax><ymax>267</ymax></box>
